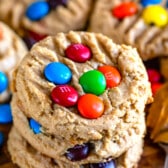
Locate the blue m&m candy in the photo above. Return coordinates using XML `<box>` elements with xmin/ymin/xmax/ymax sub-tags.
<box><xmin>44</xmin><ymin>62</ymin><xmax>72</xmax><ymax>85</ymax></box>
<box><xmin>0</xmin><ymin>71</ymin><xmax>8</xmax><ymax>93</ymax></box>
<box><xmin>26</xmin><ymin>1</ymin><xmax>50</xmax><ymax>21</ymax></box>
<box><xmin>0</xmin><ymin>104</ymin><xmax>12</xmax><ymax>124</ymax></box>
<box><xmin>29</xmin><ymin>118</ymin><xmax>41</xmax><ymax>134</ymax></box>
<box><xmin>141</xmin><ymin>0</ymin><xmax>162</xmax><ymax>7</ymax></box>
<box><xmin>0</xmin><ymin>132</ymin><xmax>4</xmax><ymax>147</ymax></box>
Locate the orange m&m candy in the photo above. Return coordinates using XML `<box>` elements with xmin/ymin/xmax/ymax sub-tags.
<box><xmin>98</xmin><ymin>65</ymin><xmax>121</xmax><ymax>88</ymax></box>
<box><xmin>77</xmin><ymin>94</ymin><xmax>104</xmax><ymax>119</ymax></box>
<box><xmin>112</xmin><ymin>2</ymin><xmax>138</xmax><ymax>19</ymax></box>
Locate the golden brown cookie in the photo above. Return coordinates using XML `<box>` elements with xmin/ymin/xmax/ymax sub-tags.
<box><xmin>11</xmin><ymin>31</ymin><xmax>152</xmax><ymax>167</ymax></box>
<box><xmin>11</xmin><ymin>94</ymin><xmax>144</xmax><ymax>167</ymax></box>
<box><xmin>0</xmin><ymin>21</ymin><xmax>27</xmax><ymax>103</ymax></box>
<box><xmin>0</xmin><ymin>0</ymin><xmax>93</xmax><ymax>36</ymax></box>
<box><xmin>88</xmin><ymin>0</ymin><xmax>168</xmax><ymax>60</ymax></box>
<box><xmin>8</xmin><ymin>126</ymin><xmax>144</xmax><ymax>168</ymax></box>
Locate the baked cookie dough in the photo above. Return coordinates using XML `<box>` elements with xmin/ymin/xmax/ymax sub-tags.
<box><xmin>11</xmin><ymin>31</ymin><xmax>152</xmax><ymax>167</ymax></box>
<box><xmin>88</xmin><ymin>0</ymin><xmax>168</xmax><ymax>60</ymax></box>
<box><xmin>0</xmin><ymin>21</ymin><xmax>27</xmax><ymax>103</ymax></box>
<box><xmin>8</xmin><ymin>126</ymin><xmax>144</xmax><ymax>168</ymax></box>
<box><xmin>0</xmin><ymin>0</ymin><xmax>93</xmax><ymax>37</ymax></box>
<box><xmin>11</xmin><ymin>94</ymin><xmax>144</xmax><ymax>167</ymax></box>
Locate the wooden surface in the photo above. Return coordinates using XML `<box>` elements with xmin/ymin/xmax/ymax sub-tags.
<box><xmin>0</xmin><ymin>124</ymin><xmax>166</xmax><ymax>168</ymax></box>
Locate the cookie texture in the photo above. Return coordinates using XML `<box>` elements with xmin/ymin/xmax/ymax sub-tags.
<box><xmin>11</xmin><ymin>95</ymin><xmax>143</xmax><ymax>167</ymax></box>
<box><xmin>8</xmin><ymin>126</ymin><xmax>144</xmax><ymax>168</ymax></box>
<box><xmin>88</xmin><ymin>0</ymin><xmax>168</xmax><ymax>60</ymax></box>
<box><xmin>10</xmin><ymin>31</ymin><xmax>152</xmax><ymax>167</ymax></box>
<box><xmin>0</xmin><ymin>0</ymin><xmax>93</xmax><ymax>36</ymax></box>
<box><xmin>0</xmin><ymin>21</ymin><xmax>27</xmax><ymax>103</ymax></box>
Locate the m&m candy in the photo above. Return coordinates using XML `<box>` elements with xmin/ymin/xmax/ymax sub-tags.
<box><xmin>142</xmin><ymin>5</ymin><xmax>168</xmax><ymax>27</ymax></box>
<box><xmin>140</xmin><ymin>0</ymin><xmax>162</xmax><ymax>7</ymax></box>
<box><xmin>0</xmin><ymin>71</ymin><xmax>8</xmax><ymax>93</ymax></box>
<box><xmin>112</xmin><ymin>2</ymin><xmax>138</xmax><ymax>19</ymax></box>
<box><xmin>65</xmin><ymin>44</ymin><xmax>92</xmax><ymax>63</ymax></box>
<box><xmin>29</xmin><ymin>118</ymin><xmax>41</xmax><ymax>134</ymax></box>
<box><xmin>78</xmin><ymin>94</ymin><xmax>104</xmax><ymax>119</ymax></box>
<box><xmin>44</xmin><ymin>62</ymin><xmax>72</xmax><ymax>85</ymax></box>
<box><xmin>147</xmin><ymin>68</ymin><xmax>161</xmax><ymax>83</ymax></box>
<box><xmin>51</xmin><ymin>85</ymin><xmax>78</xmax><ymax>107</ymax></box>
<box><xmin>79</xmin><ymin>70</ymin><xmax>106</xmax><ymax>96</ymax></box>
<box><xmin>0</xmin><ymin>104</ymin><xmax>12</xmax><ymax>124</ymax></box>
<box><xmin>98</xmin><ymin>65</ymin><xmax>121</xmax><ymax>88</ymax></box>
<box><xmin>0</xmin><ymin>132</ymin><xmax>4</xmax><ymax>147</ymax></box>
<box><xmin>47</xmin><ymin>0</ymin><xmax>68</xmax><ymax>9</ymax></box>
<box><xmin>151</xmin><ymin>82</ymin><xmax>163</xmax><ymax>95</ymax></box>
<box><xmin>0</xmin><ymin>26</ymin><xmax>3</xmax><ymax>40</ymax></box>
<box><xmin>26</xmin><ymin>1</ymin><xmax>50</xmax><ymax>21</ymax></box>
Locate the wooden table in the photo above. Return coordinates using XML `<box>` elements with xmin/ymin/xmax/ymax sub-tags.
<box><xmin>0</xmin><ymin>124</ymin><xmax>165</xmax><ymax>168</ymax></box>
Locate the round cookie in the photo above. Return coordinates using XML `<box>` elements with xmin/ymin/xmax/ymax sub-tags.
<box><xmin>11</xmin><ymin>31</ymin><xmax>152</xmax><ymax>167</ymax></box>
<box><xmin>11</xmin><ymin>94</ymin><xmax>144</xmax><ymax>167</ymax></box>
<box><xmin>0</xmin><ymin>0</ymin><xmax>93</xmax><ymax>37</ymax></box>
<box><xmin>0</xmin><ymin>21</ymin><xmax>27</xmax><ymax>103</ymax></box>
<box><xmin>88</xmin><ymin>0</ymin><xmax>168</xmax><ymax>60</ymax></box>
<box><xmin>8</xmin><ymin>126</ymin><xmax>144</xmax><ymax>168</ymax></box>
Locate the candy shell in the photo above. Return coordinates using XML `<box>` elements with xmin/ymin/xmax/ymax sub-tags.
<box><xmin>112</xmin><ymin>2</ymin><xmax>138</xmax><ymax>19</ymax></box>
<box><xmin>151</xmin><ymin>82</ymin><xmax>163</xmax><ymax>95</ymax></box>
<box><xmin>0</xmin><ymin>26</ymin><xmax>3</xmax><ymax>40</ymax></box>
<box><xmin>44</xmin><ymin>62</ymin><xmax>72</xmax><ymax>85</ymax></box>
<box><xmin>0</xmin><ymin>104</ymin><xmax>12</xmax><ymax>124</ymax></box>
<box><xmin>65</xmin><ymin>44</ymin><xmax>92</xmax><ymax>63</ymax></box>
<box><xmin>98</xmin><ymin>65</ymin><xmax>121</xmax><ymax>88</ymax></box>
<box><xmin>26</xmin><ymin>1</ymin><xmax>50</xmax><ymax>21</ymax></box>
<box><xmin>0</xmin><ymin>71</ymin><xmax>8</xmax><ymax>94</ymax></box>
<box><xmin>51</xmin><ymin>85</ymin><xmax>78</xmax><ymax>107</ymax></box>
<box><xmin>79</xmin><ymin>70</ymin><xmax>106</xmax><ymax>95</ymax></box>
<box><xmin>141</xmin><ymin>0</ymin><xmax>162</xmax><ymax>7</ymax></box>
<box><xmin>47</xmin><ymin>0</ymin><xmax>68</xmax><ymax>9</ymax></box>
<box><xmin>78</xmin><ymin>94</ymin><xmax>104</xmax><ymax>119</ymax></box>
<box><xmin>147</xmin><ymin>68</ymin><xmax>161</xmax><ymax>83</ymax></box>
<box><xmin>0</xmin><ymin>132</ymin><xmax>4</xmax><ymax>147</ymax></box>
<box><xmin>142</xmin><ymin>5</ymin><xmax>168</xmax><ymax>27</ymax></box>
<box><xmin>29</xmin><ymin>118</ymin><xmax>41</xmax><ymax>134</ymax></box>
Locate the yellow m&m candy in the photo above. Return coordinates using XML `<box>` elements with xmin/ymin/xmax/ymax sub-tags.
<box><xmin>142</xmin><ymin>5</ymin><xmax>168</xmax><ymax>27</ymax></box>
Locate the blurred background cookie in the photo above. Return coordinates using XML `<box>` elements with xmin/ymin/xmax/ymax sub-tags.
<box><xmin>88</xmin><ymin>0</ymin><xmax>168</xmax><ymax>60</ymax></box>
<box><xmin>0</xmin><ymin>21</ymin><xmax>27</xmax><ymax>104</ymax></box>
<box><xmin>0</xmin><ymin>0</ymin><xmax>94</xmax><ymax>49</ymax></box>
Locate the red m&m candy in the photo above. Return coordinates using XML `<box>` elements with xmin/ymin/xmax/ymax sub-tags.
<box><xmin>65</xmin><ymin>44</ymin><xmax>92</xmax><ymax>63</ymax></box>
<box><xmin>147</xmin><ymin>68</ymin><xmax>161</xmax><ymax>83</ymax></box>
<box><xmin>98</xmin><ymin>65</ymin><xmax>121</xmax><ymax>88</ymax></box>
<box><xmin>0</xmin><ymin>26</ymin><xmax>3</xmax><ymax>40</ymax></box>
<box><xmin>77</xmin><ymin>94</ymin><xmax>104</xmax><ymax>119</ymax></box>
<box><xmin>29</xmin><ymin>31</ymin><xmax>47</xmax><ymax>41</ymax></box>
<box><xmin>51</xmin><ymin>85</ymin><xmax>78</xmax><ymax>107</ymax></box>
<box><xmin>151</xmin><ymin>82</ymin><xmax>163</xmax><ymax>95</ymax></box>
<box><xmin>112</xmin><ymin>2</ymin><xmax>138</xmax><ymax>19</ymax></box>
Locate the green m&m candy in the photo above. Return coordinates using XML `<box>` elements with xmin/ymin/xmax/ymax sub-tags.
<box><xmin>79</xmin><ymin>70</ymin><xmax>106</xmax><ymax>95</ymax></box>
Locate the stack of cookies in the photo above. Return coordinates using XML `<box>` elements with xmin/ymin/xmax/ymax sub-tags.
<box><xmin>8</xmin><ymin>31</ymin><xmax>152</xmax><ymax>168</ymax></box>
